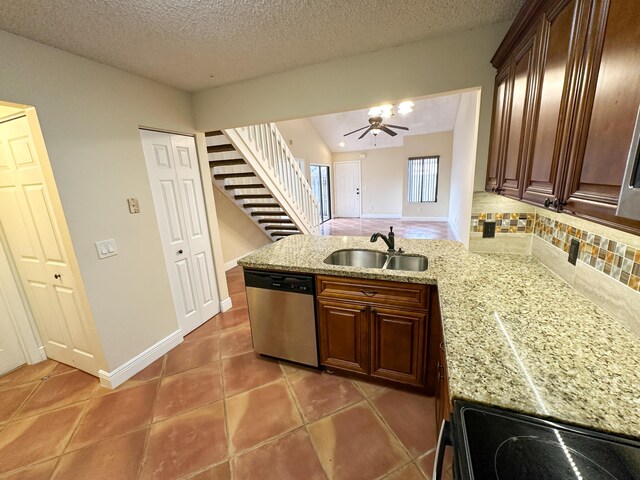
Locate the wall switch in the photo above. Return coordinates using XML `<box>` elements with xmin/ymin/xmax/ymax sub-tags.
<box><xmin>483</xmin><ymin>221</ymin><xmax>496</xmax><ymax>238</ymax></box>
<box><xmin>95</xmin><ymin>239</ymin><xmax>118</xmax><ymax>259</ymax></box>
<box><xmin>127</xmin><ymin>198</ymin><xmax>140</xmax><ymax>214</ymax></box>
<box><xmin>568</xmin><ymin>238</ymin><xmax>580</xmax><ymax>265</ymax></box>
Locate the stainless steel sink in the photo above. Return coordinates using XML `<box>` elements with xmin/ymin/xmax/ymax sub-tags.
<box><xmin>385</xmin><ymin>254</ymin><xmax>429</xmax><ymax>272</ymax></box>
<box><xmin>324</xmin><ymin>249</ymin><xmax>388</xmax><ymax>268</ymax></box>
<box><xmin>324</xmin><ymin>249</ymin><xmax>428</xmax><ymax>272</ymax></box>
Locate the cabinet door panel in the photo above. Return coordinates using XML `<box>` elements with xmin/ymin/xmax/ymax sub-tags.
<box><xmin>501</xmin><ymin>34</ymin><xmax>537</xmax><ymax>199</ymax></box>
<box><xmin>370</xmin><ymin>307</ymin><xmax>426</xmax><ymax>387</ymax></box>
<box><xmin>486</xmin><ymin>67</ymin><xmax>510</xmax><ymax>192</ymax></box>
<box><xmin>523</xmin><ymin>0</ymin><xmax>584</xmax><ymax>206</ymax></box>
<box><xmin>317</xmin><ymin>299</ymin><xmax>368</xmax><ymax>374</ymax></box>
<box><xmin>563</xmin><ymin>0</ymin><xmax>640</xmax><ymax>234</ymax></box>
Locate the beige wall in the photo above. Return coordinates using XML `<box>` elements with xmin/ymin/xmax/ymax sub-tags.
<box><xmin>0</xmin><ymin>30</ymin><xmax>226</xmax><ymax>371</ymax></box>
<box><xmin>449</xmin><ymin>90</ymin><xmax>481</xmax><ymax>246</ymax></box>
<box><xmin>402</xmin><ymin>133</ymin><xmax>453</xmax><ymax>219</ymax></box>
<box><xmin>332</xmin><ymin>150</ymin><xmax>403</xmax><ymax>217</ymax></box>
<box><xmin>275</xmin><ymin>118</ymin><xmax>332</xmax><ymax>181</ymax></box>
<box><xmin>331</xmin><ymin>132</ymin><xmax>453</xmax><ymax>218</ymax></box>
<box><xmin>192</xmin><ymin>21</ymin><xmax>510</xmax><ymax>194</ymax></box>
<box><xmin>213</xmin><ymin>189</ymin><xmax>271</xmax><ymax>264</ymax></box>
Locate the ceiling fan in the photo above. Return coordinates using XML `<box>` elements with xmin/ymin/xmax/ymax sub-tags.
<box><xmin>343</xmin><ymin>116</ymin><xmax>409</xmax><ymax>140</ymax></box>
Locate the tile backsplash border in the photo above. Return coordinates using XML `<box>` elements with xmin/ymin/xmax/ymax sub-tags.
<box><xmin>469</xmin><ymin>208</ymin><xmax>640</xmax><ymax>293</ymax></box>
<box><xmin>534</xmin><ymin>214</ymin><xmax>640</xmax><ymax>292</ymax></box>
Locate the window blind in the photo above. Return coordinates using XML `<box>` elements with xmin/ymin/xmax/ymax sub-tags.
<box><xmin>408</xmin><ymin>156</ymin><xmax>439</xmax><ymax>203</ymax></box>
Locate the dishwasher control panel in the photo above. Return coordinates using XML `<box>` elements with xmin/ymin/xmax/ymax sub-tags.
<box><xmin>244</xmin><ymin>270</ymin><xmax>315</xmax><ymax>295</ymax></box>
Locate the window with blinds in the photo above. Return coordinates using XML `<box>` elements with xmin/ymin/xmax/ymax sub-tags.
<box><xmin>407</xmin><ymin>156</ymin><xmax>439</xmax><ymax>203</ymax></box>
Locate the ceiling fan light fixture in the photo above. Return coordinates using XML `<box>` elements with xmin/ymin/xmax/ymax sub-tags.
<box><xmin>397</xmin><ymin>101</ymin><xmax>414</xmax><ymax>114</ymax></box>
<box><xmin>371</xmin><ymin>128</ymin><xmax>381</xmax><ymax>136</ymax></box>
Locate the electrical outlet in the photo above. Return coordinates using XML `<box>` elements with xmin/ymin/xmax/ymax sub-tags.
<box><xmin>127</xmin><ymin>198</ymin><xmax>140</xmax><ymax>214</ymax></box>
<box><xmin>483</xmin><ymin>221</ymin><xmax>496</xmax><ymax>238</ymax></box>
<box><xmin>568</xmin><ymin>238</ymin><xmax>580</xmax><ymax>265</ymax></box>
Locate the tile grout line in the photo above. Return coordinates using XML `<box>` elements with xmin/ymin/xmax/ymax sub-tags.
<box><xmin>135</xmin><ymin>355</ymin><xmax>165</xmax><ymax>480</ymax></box>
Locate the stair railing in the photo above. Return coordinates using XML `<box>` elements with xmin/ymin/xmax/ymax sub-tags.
<box><xmin>222</xmin><ymin>123</ymin><xmax>320</xmax><ymax>234</ymax></box>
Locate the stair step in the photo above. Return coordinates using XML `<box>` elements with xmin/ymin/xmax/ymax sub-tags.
<box><xmin>234</xmin><ymin>194</ymin><xmax>272</xmax><ymax>200</ymax></box>
<box><xmin>214</xmin><ymin>172</ymin><xmax>256</xmax><ymax>180</ymax></box>
<box><xmin>270</xmin><ymin>231</ymin><xmax>298</xmax><ymax>237</ymax></box>
<box><xmin>224</xmin><ymin>183</ymin><xmax>265</xmax><ymax>190</ymax></box>
<box><xmin>243</xmin><ymin>203</ymin><xmax>280</xmax><ymax>209</ymax></box>
<box><xmin>205</xmin><ymin>130</ymin><xmax>224</xmax><ymax>137</ymax></box>
<box><xmin>207</xmin><ymin>144</ymin><xmax>235</xmax><ymax>153</ymax></box>
<box><xmin>264</xmin><ymin>225</ymin><xmax>298</xmax><ymax>231</ymax></box>
<box><xmin>210</xmin><ymin>159</ymin><xmax>246</xmax><ymax>167</ymax></box>
<box><xmin>251</xmin><ymin>211</ymin><xmax>286</xmax><ymax>217</ymax></box>
<box><xmin>258</xmin><ymin>219</ymin><xmax>294</xmax><ymax>224</ymax></box>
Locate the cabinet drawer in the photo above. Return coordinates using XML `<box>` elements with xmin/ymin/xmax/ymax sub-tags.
<box><xmin>317</xmin><ymin>275</ymin><xmax>429</xmax><ymax>310</ymax></box>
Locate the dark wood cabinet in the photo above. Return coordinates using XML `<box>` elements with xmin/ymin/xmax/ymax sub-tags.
<box><xmin>317</xmin><ymin>299</ymin><xmax>369</xmax><ymax>374</ymax></box>
<box><xmin>562</xmin><ymin>0</ymin><xmax>640</xmax><ymax>233</ymax></box>
<box><xmin>316</xmin><ymin>275</ymin><xmax>430</xmax><ymax>389</ymax></box>
<box><xmin>488</xmin><ymin>0</ymin><xmax>640</xmax><ymax>235</ymax></box>
<box><xmin>369</xmin><ymin>306</ymin><xmax>426</xmax><ymax>386</ymax></box>
<box><xmin>432</xmin><ymin>291</ymin><xmax>451</xmax><ymax>434</ymax></box>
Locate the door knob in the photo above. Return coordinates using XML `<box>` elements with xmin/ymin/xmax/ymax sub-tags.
<box><xmin>177</xmin><ymin>249</ymin><xmax>184</xmax><ymax>255</ymax></box>
<box><xmin>54</xmin><ymin>274</ymin><xmax>61</xmax><ymax>279</ymax></box>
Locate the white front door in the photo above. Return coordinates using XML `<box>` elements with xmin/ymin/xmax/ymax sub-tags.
<box><xmin>334</xmin><ymin>161</ymin><xmax>361</xmax><ymax>218</ymax></box>
<box><xmin>0</xmin><ymin>289</ymin><xmax>26</xmax><ymax>376</ymax></box>
<box><xmin>0</xmin><ymin>115</ymin><xmax>100</xmax><ymax>373</ymax></box>
<box><xmin>140</xmin><ymin>130</ymin><xmax>220</xmax><ymax>335</ymax></box>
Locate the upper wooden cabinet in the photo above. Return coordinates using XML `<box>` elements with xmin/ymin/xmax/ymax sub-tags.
<box><xmin>487</xmin><ymin>0</ymin><xmax>640</xmax><ymax>235</ymax></box>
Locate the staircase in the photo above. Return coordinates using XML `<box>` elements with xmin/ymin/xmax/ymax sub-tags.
<box><xmin>206</xmin><ymin>124</ymin><xmax>320</xmax><ymax>240</ymax></box>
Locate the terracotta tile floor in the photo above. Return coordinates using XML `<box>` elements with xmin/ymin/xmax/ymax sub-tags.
<box><xmin>319</xmin><ymin>218</ymin><xmax>456</xmax><ymax>240</ymax></box>
<box><xmin>0</xmin><ymin>268</ymin><xmax>440</xmax><ymax>479</ymax></box>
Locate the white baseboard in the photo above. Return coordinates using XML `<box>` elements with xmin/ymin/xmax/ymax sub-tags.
<box><xmin>360</xmin><ymin>214</ymin><xmax>401</xmax><ymax>219</ymax></box>
<box><xmin>37</xmin><ymin>346</ymin><xmax>47</xmax><ymax>362</ymax></box>
<box><xmin>220</xmin><ymin>296</ymin><xmax>233</xmax><ymax>312</ymax></box>
<box><xmin>401</xmin><ymin>216</ymin><xmax>449</xmax><ymax>221</ymax></box>
<box><xmin>98</xmin><ymin>329</ymin><xmax>183</xmax><ymax>389</ymax></box>
<box><xmin>224</xmin><ymin>254</ymin><xmax>247</xmax><ymax>271</ymax></box>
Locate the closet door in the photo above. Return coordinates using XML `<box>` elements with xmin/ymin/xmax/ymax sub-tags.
<box><xmin>140</xmin><ymin>130</ymin><xmax>219</xmax><ymax>334</ymax></box>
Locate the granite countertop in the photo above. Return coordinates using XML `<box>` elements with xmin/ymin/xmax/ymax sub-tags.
<box><xmin>238</xmin><ymin>235</ymin><xmax>640</xmax><ymax>439</ymax></box>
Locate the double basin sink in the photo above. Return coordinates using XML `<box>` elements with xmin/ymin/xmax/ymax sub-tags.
<box><xmin>324</xmin><ymin>249</ymin><xmax>428</xmax><ymax>272</ymax></box>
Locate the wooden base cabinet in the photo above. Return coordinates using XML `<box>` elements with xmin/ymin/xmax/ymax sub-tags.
<box><xmin>317</xmin><ymin>275</ymin><xmax>430</xmax><ymax>389</ymax></box>
<box><xmin>317</xmin><ymin>299</ymin><xmax>369</xmax><ymax>375</ymax></box>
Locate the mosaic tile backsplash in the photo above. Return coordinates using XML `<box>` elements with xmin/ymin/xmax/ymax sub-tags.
<box><xmin>534</xmin><ymin>214</ymin><xmax>640</xmax><ymax>292</ymax></box>
<box><xmin>471</xmin><ymin>212</ymin><xmax>535</xmax><ymax>234</ymax></box>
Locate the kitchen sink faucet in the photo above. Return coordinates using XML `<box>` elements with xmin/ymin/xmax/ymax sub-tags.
<box><xmin>370</xmin><ymin>226</ymin><xmax>395</xmax><ymax>252</ymax></box>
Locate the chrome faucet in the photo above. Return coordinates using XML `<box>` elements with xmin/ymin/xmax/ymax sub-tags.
<box><xmin>370</xmin><ymin>226</ymin><xmax>395</xmax><ymax>252</ymax></box>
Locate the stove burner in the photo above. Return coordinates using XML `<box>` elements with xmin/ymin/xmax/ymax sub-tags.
<box><xmin>495</xmin><ymin>436</ymin><xmax>620</xmax><ymax>480</ymax></box>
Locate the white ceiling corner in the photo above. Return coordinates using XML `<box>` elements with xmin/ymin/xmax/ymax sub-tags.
<box><xmin>0</xmin><ymin>0</ymin><xmax>524</xmax><ymax>92</ymax></box>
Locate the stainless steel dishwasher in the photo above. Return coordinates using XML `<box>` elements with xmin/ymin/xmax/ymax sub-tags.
<box><xmin>244</xmin><ymin>270</ymin><xmax>318</xmax><ymax>367</ymax></box>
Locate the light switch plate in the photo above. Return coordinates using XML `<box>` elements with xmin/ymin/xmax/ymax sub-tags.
<box><xmin>127</xmin><ymin>197</ymin><xmax>140</xmax><ymax>214</ymax></box>
<box><xmin>95</xmin><ymin>239</ymin><xmax>118</xmax><ymax>259</ymax></box>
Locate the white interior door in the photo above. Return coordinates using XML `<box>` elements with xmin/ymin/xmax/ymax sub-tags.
<box><xmin>0</xmin><ymin>115</ymin><xmax>100</xmax><ymax>373</ymax></box>
<box><xmin>140</xmin><ymin>130</ymin><xmax>220</xmax><ymax>335</ymax></box>
<box><xmin>0</xmin><ymin>289</ymin><xmax>26</xmax><ymax>376</ymax></box>
<box><xmin>334</xmin><ymin>161</ymin><xmax>361</xmax><ymax>218</ymax></box>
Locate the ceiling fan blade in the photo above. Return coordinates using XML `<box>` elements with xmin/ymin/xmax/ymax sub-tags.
<box><xmin>358</xmin><ymin>127</ymin><xmax>373</xmax><ymax>139</ymax></box>
<box><xmin>344</xmin><ymin>125</ymin><xmax>369</xmax><ymax>137</ymax></box>
<box><xmin>385</xmin><ymin>124</ymin><xmax>409</xmax><ymax>131</ymax></box>
<box><xmin>381</xmin><ymin>126</ymin><xmax>397</xmax><ymax>137</ymax></box>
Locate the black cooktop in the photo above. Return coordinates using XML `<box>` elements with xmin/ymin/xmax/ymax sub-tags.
<box><xmin>453</xmin><ymin>401</ymin><xmax>640</xmax><ymax>480</ymax></box>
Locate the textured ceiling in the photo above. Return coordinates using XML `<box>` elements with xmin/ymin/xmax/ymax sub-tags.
<box><xmin>309</xmin><ymin>93</ymin><xmax>462</xmax><ymax>153</ymax></box>
<box><xmin>0</xmin><ymin>0</ymin><xmax>523</xmax><ymax>92</ymax></box>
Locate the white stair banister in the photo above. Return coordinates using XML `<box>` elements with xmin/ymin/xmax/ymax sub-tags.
<box><xmin>222</xmin><ymin>123</ymin><xmax>320</xmax><ymax>235</ymax></box>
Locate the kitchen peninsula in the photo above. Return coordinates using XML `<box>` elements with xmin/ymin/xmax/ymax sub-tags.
<box><xmin>238</xmin><ymin>235</ymin><xmax>640</xmax><ymax>439</ymax></box>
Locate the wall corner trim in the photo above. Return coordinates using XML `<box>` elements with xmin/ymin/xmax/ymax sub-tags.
<box><xmin>98</xmin><ymin>329</ymin><xmax>183</xmax><ymax>389</ymax></box>
<box><xmin>220</xmin><ymin>297</ymin><xmax>233</xmax><ymax>312</ymax></box>
<box><xmin>448</xmin><ymin>221</ymin><xmax>462</xmax><ymax>242</ymax></box>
